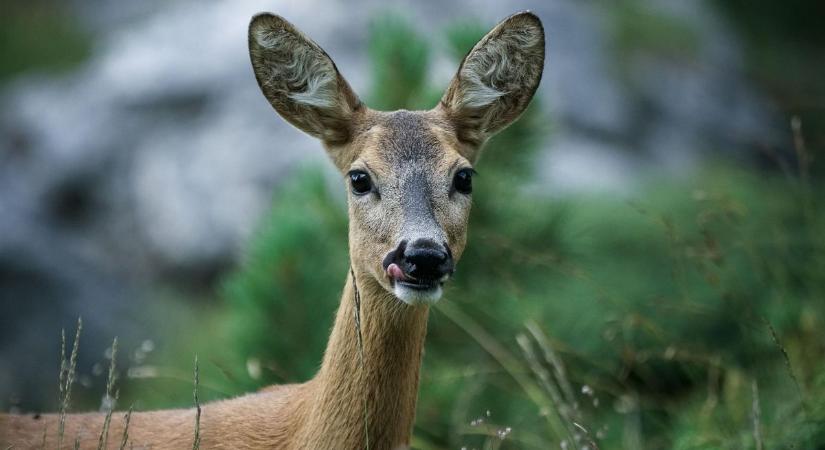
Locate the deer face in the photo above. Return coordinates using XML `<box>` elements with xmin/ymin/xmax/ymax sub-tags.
<box><xmin>249</xmin><ymin>12</ymin><xmax>544</xmax><ymax>305</ymax></box>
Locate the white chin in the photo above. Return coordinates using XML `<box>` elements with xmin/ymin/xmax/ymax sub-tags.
<box><xmin>393</xmin><ymin>283</ymin><xmax>443</xmax><ymax>305</ymax></box>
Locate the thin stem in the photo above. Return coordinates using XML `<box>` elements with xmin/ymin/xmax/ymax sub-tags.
<box><xmin>350</xmin><ymin>268</ymin><xmax>371</xmax><ymax>450</ymax></box>
<box><xmin>98</xmin><ymin>337</ymin><xmax>119</xmax><ymax>450</ymax></box>
<box><xmin>58</xmin><ymin>318</ymin><xmax>82</xmax><ymax>450</ymax></box>
<box><xmin>118</xmin><ymin>404</ymin><xmax>134</xmax><ymax>450</ymax></box>
<box><xmin>192</xmin><ymin>355</ymin><xmax>201</xmax><ymax>450</ymax></box>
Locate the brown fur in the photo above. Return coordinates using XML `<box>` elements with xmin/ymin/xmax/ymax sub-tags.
<box><xmin>1</xmin><ymin>11</ymin><xmax>544</xmax><ymax>449</ymax></box>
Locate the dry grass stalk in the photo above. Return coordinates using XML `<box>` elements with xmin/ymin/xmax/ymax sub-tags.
<box><xmin>751</xmin><ymin>380</ymin><xmax>763</xmax><ymax>450</ymax></box>
<box><xmin>192</xmin><ymin>355</ymin><xmax>201</xmax><ymax>450</ymax></box>
<box><xmin>58</xmin><ymin>318</ymin><xmax>82</xmax><ymax>450</ymax></box>
<box><xmin>118</xmin><ymin>405</ymin><xmax>133</xmax><ymax>450</ymax></box>
<box><xmin>97</xmin><ymin>337</ymin><xmax>119</xmax><ymax>450</ymax></box>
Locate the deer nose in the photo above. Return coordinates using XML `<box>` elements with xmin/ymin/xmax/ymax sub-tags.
<box><xmin>400</xmin><ymin>239</ymin><xmax>453</xmax><ymax>282</ymax></box>
<box><xmin>405</xmin><ymin>249</ymin><xmax>450</xmax><ymax>281</ymax></box>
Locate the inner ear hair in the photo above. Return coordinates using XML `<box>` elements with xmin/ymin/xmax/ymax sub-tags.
<box><xmin>440</xmin><ymin>11</ymin><xmax>545</xmax><ymax>147</ymax></box>
<box><xmin>249</xmin><ymin>13</ymin><xmax>361</xmax><ymax>145</ymax></box>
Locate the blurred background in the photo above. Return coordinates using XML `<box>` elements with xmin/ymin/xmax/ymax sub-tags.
<box><xmin>1</xmin><ymin>0</ymin><xmax>824</xmax><ymax>448</ymax></box>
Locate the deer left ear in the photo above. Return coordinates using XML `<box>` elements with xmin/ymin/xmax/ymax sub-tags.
<box><xmin>439</xmin><ymin>12</ymin><xmax>545</xmax><ymax>150</ymax></box>
<box><xmin>249</xmin><ymin>13</ymin><xmax>362</xmax><ymax>146</ymax></box>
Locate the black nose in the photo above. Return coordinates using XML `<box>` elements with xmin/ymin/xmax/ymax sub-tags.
<box><xmin>398</xmin><ymin>239</ymin><xmax>454</xmax><ymax>281</ymax></box>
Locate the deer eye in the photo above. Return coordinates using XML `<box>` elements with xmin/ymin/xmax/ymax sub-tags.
<box><xmin>453</xmin><ymin>168</ymin><xmax>474</xmax><ymax>195</ymax></box>
<box><xmin>348</xmin><ymin>170</ymin><xmax>373</xmax><ymax>195</ymax></box>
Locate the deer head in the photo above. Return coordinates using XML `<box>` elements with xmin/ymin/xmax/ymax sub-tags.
<box><xmin>249</xmin><ymin>12</ymin><xmax>544</xmax><ymax>305</ymax></box>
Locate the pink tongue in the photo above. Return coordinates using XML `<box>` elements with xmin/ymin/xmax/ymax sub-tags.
<box><xmin>387</xmin><ymin>263</ymin><xmax>405</xmax><ymax>281</ymax></box>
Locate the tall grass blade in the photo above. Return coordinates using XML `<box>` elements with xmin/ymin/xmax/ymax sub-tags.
<box><xmin>97</xmin><ymin>337</ymin><xmax>119</xmax><ymax>450</ymax></box>
<box><xmin>118</xmin><ymin>404</ymin><xmax>133</xmax><ymax>450</ymax></box>
<box><xmin>58</xmin><ymin>317</ymin><xmax>82</xmax><ymax>450</ymax></box>
<box><xmin>516</xmin><ymin>333</ymin><xmax>577</xmax><ymax>445</ymax></box>
<box><xmin>436</xmin><ymin>302</ymin><xmax>560</xmax><ymax>437</ymax></box>
<box><xmin>752</xmin><ymin>380</ymin><xmax>763</xmax><ymax>450</ymax></box>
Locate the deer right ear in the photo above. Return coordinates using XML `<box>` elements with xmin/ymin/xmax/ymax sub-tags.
<box><xmin>249</xmin><ymin>14</ymin><xmax>361</xmax><ymax>145</ymax></box>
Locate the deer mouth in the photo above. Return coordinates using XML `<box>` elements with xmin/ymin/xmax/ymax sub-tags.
<box><xmin>387</xmin><ymin>263</ymin><xmax>441</xmax><ymax>290</ymax></box>
<box><xmin>397</xmin><ymin>278</ymin><xmax>440</xmax><ymax>290</ymax></box>
<box><xmin>386</xmin><ymin>262</ymin><xmax>446</xmax><ymax>304</ymax></box>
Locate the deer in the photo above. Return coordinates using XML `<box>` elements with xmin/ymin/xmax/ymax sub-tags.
<box><xmin>1</xmin><ymin>10</ymin><xmax>544</xmax><ymax>449</ymax></box>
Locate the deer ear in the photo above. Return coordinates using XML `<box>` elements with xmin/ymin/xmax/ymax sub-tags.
<box><xmin>439</xmin><ymin>12</ymin><xmax>544</xmax><ymax>148</ymax></box>
<box><xmin>249</xmin><ymin>14</ymin><xmax>362</xmax><ymax>145</ymax></box>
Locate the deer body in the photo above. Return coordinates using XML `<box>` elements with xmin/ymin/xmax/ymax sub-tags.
<box><xmin>1</xmin><ymin>11</ymin><xmax>544</xmax><ymax>449</ymax></box>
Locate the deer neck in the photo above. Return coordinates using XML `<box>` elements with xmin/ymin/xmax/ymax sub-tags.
<box><xmin>297</xmin><ymin>269</ymin><xmax>430</xmax><ymax>448</ymax></box>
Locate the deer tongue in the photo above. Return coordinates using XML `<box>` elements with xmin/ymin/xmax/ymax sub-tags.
<box><xmin>387</xmin><ymin>263</ymin><xmax>405</xmax><ymax>281</ymax></box>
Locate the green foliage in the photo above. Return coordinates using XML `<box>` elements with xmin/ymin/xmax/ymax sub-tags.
<box><xmin>367</xmin><ymin>13</ymin><xmax>431</xmax><ymax>110</ymax></box>
<box><xmin>607</xmin><ymin>1</ymin><xmax>702</xmax><ymax>62</ymax></box>
<box><xmin>0</xmin><ymin>1</ymin><xmax>91</xmax><ymax>82</ymax></box>
<box><xmin>710</xmin><ymin>1</ymin><xmax>825</xmax><ymax>167</ymax></box>
<box><xmin>444</xmin><ymin>20</ymin><xmax>486</xmax><ymax>61</ymax></box>
<box><xmin>222</xmin><ymin>169</ymin><xmax>348</xmax><ymax>386</ymax></box>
